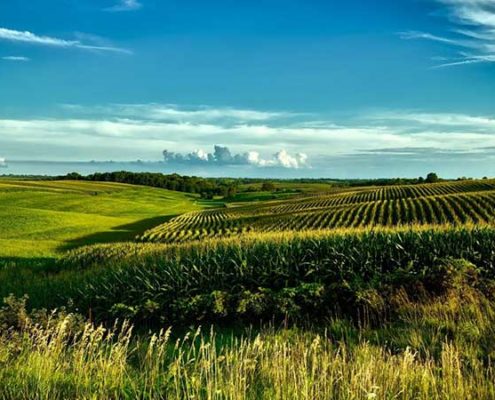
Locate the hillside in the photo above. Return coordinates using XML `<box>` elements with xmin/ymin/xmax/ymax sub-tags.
<box><xmin>0</xmin><ymin>180</ymin><xmax>205</xmax><ymax>258</ymax></box>
<box><xmin>141</xmin><ymin>179</ymin><xmax>495</xmax><ymax>243</ymax></box>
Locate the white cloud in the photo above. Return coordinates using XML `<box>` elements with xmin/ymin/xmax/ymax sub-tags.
<box><xmin>399</xmin><ymin>31</ymin><xmax>471</xmax><ymax>46</ymax></box>
<box><xmin>400</xmin><ymin>0</ymin><xmax>495</xmax><ymax>67</ymax></box>
<box><xmin>2</xmin><ymin>106</ymin><xmax>495</xmax><ymax>165</ymax></box>
<box><xmin>163</xmin><ymin>146</ymin><xmax>309</xmax><ymax>169</ymax></box>
<box><xmin>0</xmin><ymin>28</ymin><xmax>77</xmax><ymax>47</ymax></box>
<box><xmin>273</xmin><ymin>150</ymin><xmax>308</xmax><ymax>169</ymax></box>
<box><xmin>0</xmin><ymin>28</ymin><xmax>131</xmax><ymax>54</ymax></box>
<box><xmin>0</xmin><ymin>116</ymin><xmax>395</xmax><ymax>162</ymax></box>
<box><xmin>105</xmin><ymin>0</ymin><xmax>143</xmax><ymax>12</ymax></box>
<box><xmin>0</xmin><ymin>158</ymin><xmax>6</xmax><ymax>167</ymax></box>
<box><xmin>370</xmin><ymin>111</ymin><xmax>495</xmax><ymax>130</ymax></box>
<box><xmin>2</xmin><ymin>56</ymin><xmax>30</xmax><ymax>61</ymax></box>
<box><xmin>62</xmin><ymin>104</ymin><xmax>289</xmax><ymax>123</ymax></box>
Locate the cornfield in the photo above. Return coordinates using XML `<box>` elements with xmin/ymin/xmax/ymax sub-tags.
<box><xmin>140</xmin><ymin>180</ymin><xmax>495</xmax><ymax>243</ymax></box>
<box><xmin>54</xmin><ymin>226</ymin><xmax>495</xmax><ymax>326</ymax></box>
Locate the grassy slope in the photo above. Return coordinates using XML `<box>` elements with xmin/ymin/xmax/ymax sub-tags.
<box><xmin>0</xmin><ymin>180</ymin><xmax>206</xmax><ymax>258</ymax></box>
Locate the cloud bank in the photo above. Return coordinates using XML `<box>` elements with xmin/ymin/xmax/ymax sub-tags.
<box><xmin>401</xmin><ymin>0</ymin><xmax>495</xmax><ymax>67</ymax></box>
<box><xmin>0</xmin><ymin>28</ymin><xmax>131</xmax><ymax>54</ymax></box>
<box><xmin>163</xmin><ymin>146</ymin><xmax>308</xmax><ymax>169</ymax></box>
<box><xmin>3</xmin><ymin>104</ymin><xmax>495</xmax><ymax>175</ymax></box>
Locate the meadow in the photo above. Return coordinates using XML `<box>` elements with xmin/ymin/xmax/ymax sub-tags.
<box><xmin>0</xmin><ymin>180</ymin><xmax>205</xmax><ymax>258</ymax></box>
<box><xmin>2</xmin><ymin>177</ymin><xmax>495</xmax><ymax>398</ymax></box>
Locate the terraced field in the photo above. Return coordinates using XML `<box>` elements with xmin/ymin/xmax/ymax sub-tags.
<box><xmin>141</xmin><ymin>180</ymin><xmax>495</xmax><ymax>243</ymax></box>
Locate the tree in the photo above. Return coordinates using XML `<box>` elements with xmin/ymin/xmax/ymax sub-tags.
<box><xmin>226</xmin><ymin>185</ymin><xmax>237</xmax><ymax>198</ymax></box>
<box><xmin>66</xmin><ymin>172</ymin><xmax>82</xmax><ymax>180</ymax></box>
<box><xmin>425</xmin><ymin>172</ymin><xmax>439</xmax><ymax>184</ymax></box>
<box><xmin>261</xmin><ymin>182</ymin><xmax>276</xmax><ymax>192</ymax></box>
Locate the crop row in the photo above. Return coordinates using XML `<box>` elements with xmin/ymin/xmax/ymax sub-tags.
<box><xmin>141</xmin><ymin>182</ymin><xmax>495</xmax><ymax>243</ymax></box>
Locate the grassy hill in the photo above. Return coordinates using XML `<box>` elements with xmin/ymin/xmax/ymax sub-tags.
<box><xmin>0</xmin><ymin>180</ymin><xmax>206</xmax><ymax>258</ymax></box>
<box><xmin>141</xmin><ymin>179</ymin><xmax>495</xmax><ymax>243</ymax></box>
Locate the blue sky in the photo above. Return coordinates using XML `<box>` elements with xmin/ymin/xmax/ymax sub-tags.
<box><xmin>1</xmin><ymin>0</ymin><xmax>495</xmax><ymax>178</ymax></box>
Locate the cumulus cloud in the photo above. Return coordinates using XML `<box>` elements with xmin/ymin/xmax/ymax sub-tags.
<box><xmin>0</xmin><ymin>28</ymin><xmax>131</xmax><ymax>54</ymax></box>
<box><xmin>400</xmin><ymin>0</ymin><xmax>495</xmax><ymax>67</ymax></box>
<box><xmin>0</xmin><ymin>158</ymin><xmax>7</xmax><ymax>168</ymax></box>
<box><xmin>273</xmin><ymin>150</ymin><xmax>308</xmax><ymax>168</ymax></box>
<box><xmin>105</xmin><ymin>0</ymin><xmax>143</xmax><ymax>12</ymax></box>
<box><xmin>163</xmin><ymin>146</ymin><xmax>309</xmax><ymax>169</ymax></box>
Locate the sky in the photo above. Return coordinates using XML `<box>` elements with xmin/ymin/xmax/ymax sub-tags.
<box><xmin>1</xmin><ymin>0</ymin><xmax>495</xmax><ymax>178</ymax></box>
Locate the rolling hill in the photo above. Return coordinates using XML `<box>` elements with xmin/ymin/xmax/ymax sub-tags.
<box><xmin>140</xmin><ymin>179</ymin><xmax>495</xmax><ymax>243</ymax></box>
<box><xmin>0</xmin><ymin>180</ymin><xmax>205</xmax><ymax>257</ymax></box>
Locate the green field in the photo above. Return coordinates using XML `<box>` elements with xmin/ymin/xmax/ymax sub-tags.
<box><xmin>141</xmin><ymin>179</ymin><xmax>495</xmax><ymax>243</ymax></box>
<box><xmin>3</xmin><ymin>177</ymin><xmax>495</xmax><ymax>399</ymax></box>
<box><xmin>0</xmin><ymin>180</ymin><xmax>205</xmax><ymax>258</ymax></box>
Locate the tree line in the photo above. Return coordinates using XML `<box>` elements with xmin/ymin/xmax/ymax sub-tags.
<box><xmin>61</xmin><ymin>171</ymin><xmax>447</xmax><ymax>199</ymax></box>
<box><xmin>62</xmin><ymin>171</ymin><xmax>238</xmax><ymax>199</ymax></box>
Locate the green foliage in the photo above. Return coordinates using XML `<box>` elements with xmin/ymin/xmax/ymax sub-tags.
<box><xmin>261</xmin><ymin>182</ymin><xmax>276</xmax><ymax>191</ymax></box>
<box><xmin>1</xmin><ymin>288</ymin><xmax>495</xmax><ymax>399</ymax></box>
<box><xmin>426</xmin><ymin>172</ymin><xmax>440</xmax><ymax>183</ymax></box>
<box><xmin>423</xmin><ymin>258</ymin><xmax>480</xmax><ymax>295</ymax></box>
<box><xmin>12</xmin><ymin>226</ymin><xmax>491</xmax><ymax>326</ymax></box>
<box><xmin>65</xmin><ymin>170</ymin><xmax>239</xmax><ymax>199</ymax></box>
<box><xmin>0</xmin><ymin>295</ymin><xmax>30</xmax><ymax>331</ymax></box>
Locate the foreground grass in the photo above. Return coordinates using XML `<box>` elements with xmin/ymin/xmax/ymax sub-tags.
<box><xmin>0</xmin><ymin>180</ymin><xmax>205</xmax><ymax>258</ymax></box>
<box><xmin>1</xmin><ymin>287</ymin><xmax>494</xmax><ymax>399</ymax></box>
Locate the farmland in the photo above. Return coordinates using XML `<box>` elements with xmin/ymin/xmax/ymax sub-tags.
<box><xmin>141</xmin><ymin>179</ymin><xmax>495</xmax><ymax>243</ymax></box>
<box><xmin>0</xmin><ymin>180</ymin><xmax>205</xmax><ymax>258</ymax></box>
<box><xmin>2</xmin><ymin>177</ymin><xmax>495</xmax><ymax>398</ymax></box>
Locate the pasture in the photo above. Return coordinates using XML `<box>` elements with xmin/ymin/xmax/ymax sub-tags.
<box><xmin>0</xmin><ymin>180</ymin><xmax>204</xmax><ymax>258</ymax></box>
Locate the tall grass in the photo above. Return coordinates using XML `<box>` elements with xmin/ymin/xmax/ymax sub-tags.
<box><xmin>1</xmin><ymin>287</ymin><xmax>495</xmax><ymax>399</ymax></box>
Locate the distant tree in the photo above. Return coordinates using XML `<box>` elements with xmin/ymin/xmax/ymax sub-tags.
<box><xmin>425</xmin><ymin>172</ymin><xmax>439</xmax><ymax>184</ymax></box>
<box><xmin>226</xmin><ymin>185</ymin><xmax>237</xmax><ymax>198</ymax></box>
<box><xmin>66</xmin><ymin>172</ymin><xmax>82</xmax><ymax>180</ymax></box>
<box><xmin>417</xmin><ymin>176</ymin><xmax>425</xmax><ymax>184</ymax></box>
<box><xmin>201</xmin><ymin>192</ymin><xmax>214</xmax><ymax>200</ymax></box>
<box><xmin>261</xmin><ymin>182</ymin><xmax>276</xmax><ymax>192</ymax></box>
